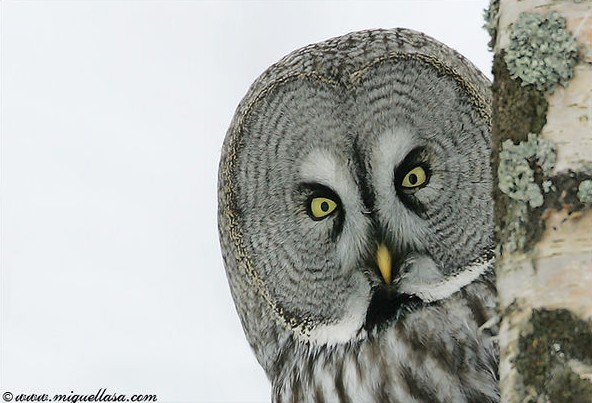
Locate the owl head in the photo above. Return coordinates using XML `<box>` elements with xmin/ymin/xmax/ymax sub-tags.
<box><xmin>218</xmin><ymin>28</ymin><xmax>493</xmax><ymax>376</ymax></box>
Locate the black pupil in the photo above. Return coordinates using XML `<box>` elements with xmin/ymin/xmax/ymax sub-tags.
<box><xmin>320</xmin><ymin>201</ymin><xmax>329</xmax><ymax>212</ymax></box>
<box><xmin>408</xmin><ymin>173</ymin><xmax>418</xmax><ymax>185</ymax></box>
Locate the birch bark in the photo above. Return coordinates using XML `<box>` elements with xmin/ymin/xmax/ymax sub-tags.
<box><xmin>487</xmin><ymin>0</ymin><xmax>592</xmax><ymax>400</ymax></box>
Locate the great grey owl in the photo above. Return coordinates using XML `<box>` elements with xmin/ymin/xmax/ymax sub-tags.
<box><xmin>218</xmin><ymin>28</ymin><xmax>498</xmax><ymax>402</ymax></box>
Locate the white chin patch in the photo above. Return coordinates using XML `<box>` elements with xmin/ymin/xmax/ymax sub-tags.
<box><xmin>398</xmin><ymin>256</ymin><xmax>494</xmax><ymax>303</ymax></box>
<box><xmin>296</xmin><ymin>256</ymin><xmax>493</xmax><ymax>345</ymax></box>
<box><xmin>300</xmin><ymin>282</ymin><xmax>370</xmax><ymax>346</ymax></box>
<box><xmin>303</xmin><ymin>313</ymin><xmax>367</xmax><ymax>346</ymax></box>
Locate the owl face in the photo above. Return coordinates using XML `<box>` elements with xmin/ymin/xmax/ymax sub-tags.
<box><xmin>220</xmin><ymin>29</ymin><xmax>497</xmax><ymax>401</ymax></box>
<box><xmin>232</xmin><ymin>57</ymin><xmax>493</xmax><ymax>345</ymax></box>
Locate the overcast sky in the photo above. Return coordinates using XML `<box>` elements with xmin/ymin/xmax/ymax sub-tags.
<box><xmin>1</xmin><ymin>1</ymin><xmax>491</xmax><ymax>402</ymax></box>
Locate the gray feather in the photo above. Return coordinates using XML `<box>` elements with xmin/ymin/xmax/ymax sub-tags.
<box><xmin>218</xmin><ymin>28</ymin><xmax>498</xmax><ymax>402</ymax></box>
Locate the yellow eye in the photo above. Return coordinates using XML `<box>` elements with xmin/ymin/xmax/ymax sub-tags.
<box><xmin>401</xmin><ymin>166</ymin><xmax>428</xmax><ymax>188</ymax></box>
<box><xmin>309</xmin><ymin>197</ymin><xmax>338</xmax><ymax>220</ymax></box>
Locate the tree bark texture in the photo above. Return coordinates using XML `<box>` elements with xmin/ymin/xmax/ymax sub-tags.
<box><xmin>488</xmin><ymin>0</ymin><xmax>592</xmax><ymax>401</ymax></box>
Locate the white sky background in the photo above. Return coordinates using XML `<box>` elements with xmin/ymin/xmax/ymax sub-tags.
<box><xmin>1</xmin><ymin>1</ymin><xmax>491</xmax><ymax>402</ymax></box>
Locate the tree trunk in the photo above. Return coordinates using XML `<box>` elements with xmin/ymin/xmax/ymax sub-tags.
<box><xmin>487</xmin><ymin>0</ymin><xmax>592</xmax><ymax>401</ymax></box>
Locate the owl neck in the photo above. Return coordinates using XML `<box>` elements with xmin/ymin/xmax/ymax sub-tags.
<box><xmin>270</xmin><ymin>276</ymin><xmax>499</xmax><ymax>403</ymax></box>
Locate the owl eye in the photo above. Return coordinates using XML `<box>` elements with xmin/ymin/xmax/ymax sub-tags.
<box><xmin>401</xmin><ymin>166</ymin><xmax>428</xmax><ymax>189</ymax></box>
<box><xmin>308</xmin><ymin>197</ymin><xmax>338</xmax><ymax>220</ymax></box>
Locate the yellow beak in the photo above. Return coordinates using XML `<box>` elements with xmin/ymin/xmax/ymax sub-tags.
<box><xmin>376</xmin><ymin>244</ymin><xmax>392</xmax><ymax>284</ymax></box>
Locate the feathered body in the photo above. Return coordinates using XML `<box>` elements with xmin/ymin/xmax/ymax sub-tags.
<box><xmin>272</xmin><ymin>277</ymin><xmax>498</xmax><ymax>402</ymax></box>
<box><xmin>218</xmin><ymin>29</ymin><xmax>499</xmax><ymax>402</ymax></box>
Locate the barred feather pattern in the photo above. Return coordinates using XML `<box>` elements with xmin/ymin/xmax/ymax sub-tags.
<box><xmin>272</xmin><ymin>275</ymin><xmax>499</xmax><ymax>403</ymax></box>
<box><xmin>217</xmin><ymin>28</ymin><xmax>499</xmax><ymax>403</ymax></box>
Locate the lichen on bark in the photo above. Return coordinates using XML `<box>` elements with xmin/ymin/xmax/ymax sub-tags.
<box><xmin>491</xmin><ymin>53</ymin><xmax>549</xmax><ymax>253</ymax></box>
<box><xmin>504</xmin><ymin>11</ymin><xmax>578</xmax><ymax>93</ymax></box>
<box><xmin>498</xmin><ymin>133</ymin><xmax>556</xmax><ymax>208</ymax></box>
<box><xmin>489</xmin><ymin>2</ymin><xmax>592</xmax><ymax>402</ymax></box>
<box><xmin>578</xmin><ymin>180</ymin><xmax>592</xmax><ymax>203</ymax></box>
<box><xmin>484</xmin><ymin>0</ymin><xmax>501</xmax><ymax>50</ymax></box>
<box><xmin>516</xmin><ymin>309</ymin><xmax>592</xmax><ymax>402</ymax></box>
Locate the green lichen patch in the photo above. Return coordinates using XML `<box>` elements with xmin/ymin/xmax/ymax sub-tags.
<box><xmin>483</xmin><ymin>0</ymin><xmax>500</xmax><ymax>50</ymax></box>
<box><xmin>545</xmin><ymin>171</ymin><xmax>592</xmax><ymax>213</ymax></box>
<box><xmin>498</xmin><ymin>133</ymin><xmax>556</xmax><ymax>208</ymax></box>
<box><xmin>496</xmin><ymin>133</ymin><xmax>558</xmax><ymax>253</ymax></box>
<box><xmin>496</xmin><ymin>146</ymin><xmax>592</xmax><ymax>253</ymax></box>
<box><xmin>578</xmin><ymin>180</ymin><xmax>592</xmax><ymax>203</ymax></box>
<box><xmin>504</xmin><ymin>11</ymin><xmax>578</xmax><ymax>93</ymax></box>
<box><xmin>491</xmin><ymin>53</ymin><xmax>548</xmax><ymax>253</ymax></box>
<box><xmin>516</xmin><ymin>309</ymin><xmax>592</xmax><ymax>402</ymax></box>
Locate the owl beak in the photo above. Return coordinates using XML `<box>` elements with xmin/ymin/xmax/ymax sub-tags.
<box><xmin>375</xmin><ymin>244</ymin><xmax>392</xmax><ymax>284</ymax></box>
